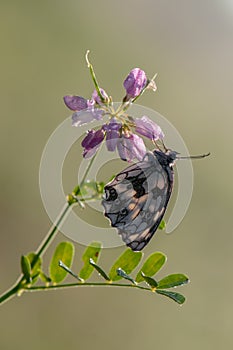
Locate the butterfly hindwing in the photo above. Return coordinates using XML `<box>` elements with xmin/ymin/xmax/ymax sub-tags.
<box><xmin>102</xmin><ymin>150</ymin><xmax>176</xmax><ymax>251</ymax></box>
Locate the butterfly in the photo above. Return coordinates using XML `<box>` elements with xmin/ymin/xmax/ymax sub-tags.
<box><xmin>102</xmin><ymin>149</ymin><xmax>209</xmax><ymax>251</ymax></box>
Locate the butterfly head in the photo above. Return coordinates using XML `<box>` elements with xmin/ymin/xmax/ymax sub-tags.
<box><xmin>153</xmin><ymin>149</ymin><xmax>178</xmax><ymax>167</ymax></box>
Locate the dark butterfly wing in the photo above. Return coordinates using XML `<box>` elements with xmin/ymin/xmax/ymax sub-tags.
<box><xmin>102</xmin><ymin>151</ymin><xmax>175</xmax><ymax>251</ymax></box>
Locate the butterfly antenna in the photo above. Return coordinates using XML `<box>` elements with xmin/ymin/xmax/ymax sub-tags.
<box><xmin>177</xmin><ymin>152</ymin><xmax>210</xmax><ymax>160</ymax></box>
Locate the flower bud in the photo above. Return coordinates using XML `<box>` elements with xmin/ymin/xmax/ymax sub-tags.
<box><xmin>63</xmin><ymin>95</ymin><xmax>88</xmax><ymax>111</ymax></box>
<box><xmin>123</xmin><ymin>68</ymin><xmax>147</xmax><ymax>100</ymax></box>
<box><xmin>82</xmin><ymin>129</ymin><xmax>105</xmax><ymax>158</ymax></box>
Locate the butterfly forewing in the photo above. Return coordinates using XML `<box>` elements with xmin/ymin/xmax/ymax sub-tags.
<box><xmin>102</xmin><ymin>150</ymin><xmax>176</xmax><ymax>251</ymax></box>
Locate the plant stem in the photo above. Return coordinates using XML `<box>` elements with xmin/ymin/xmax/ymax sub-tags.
<box><xmin>85</xmin><ymin>50</ymin><xmax>105</xmax><ymax>103</ymax></box>
<box><xmin>0</xmin><ymin>202</ymin><xmax>72</xmax><ymax>305</ymax></box>
<box><xmin>79</xmin><ymin>153</ymin><xmax>97</xmax><ymax>189</ymax></box>
<box><xmin>27</xmin><ymin>282</ymin><xmax>151</xmax><ymax>292</ymax></box>
<box><xmin>0</xmin><ymin>152</ymin><xmax>99</xmax><ymax>305</ymax></box>
<box><xmin>0</xmin><ymin>283</ymin><xmax>22</xmax><ymax>305</ymax></box>
<box><xmin>36</xmin><ymin>203</ymin><xmax>71</xmax><ymax>258</ymax></box>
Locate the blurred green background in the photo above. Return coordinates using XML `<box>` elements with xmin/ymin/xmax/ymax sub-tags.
<box><xmin>1</xmin><ymin>0</ymin><xmax>232</xmax><ymax>349</ymax></box>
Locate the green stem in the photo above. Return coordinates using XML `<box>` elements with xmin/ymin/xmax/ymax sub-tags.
<box><xmin>79</xmin><ymin>153</ymin><xmax>97</xmax><ymax>189</ymax></box>
<box><xmin>0</xmin><ymin>202</ymin><xmax>72</xmax><ymax>305</ymax></box>
<box><xmin>0</xmin><ymin>149</ymin><xmax>100</xmax><ymax>305</ymax></box>
<box><xmin>85</xmin><ymin>50</ymin><xmax>105</xmax><ymax>103</ymax></box>
<box><xmin>0</xmin><ymin>282</ymin><xmax>22</xmax><ymax>305</ymax></box>
<box><xmin>36</xmin><ymin>203</ymin><xmax>71</xmax><ymax>258</ymax></box>
<box><xmin>27</xmin><ymin>282</ymin><xmax>151</xmax><ymax>292</ymax></box>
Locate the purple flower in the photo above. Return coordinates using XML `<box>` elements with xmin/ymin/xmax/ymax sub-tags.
<box><xmin>63</xmin><ymin>94</ymin><xmax>105</xmax><ymax>127</ymax></box>
<box><xmin>134</xmin><ymin>116</ymin><xmax>164</xmax><ymax>141</ymax></box>
<box><xmin>103</xmin><ymin>121</ymin><xmax>122</xmax><ymax>151</ymax></box>
<box><xmin>64</xmin><ymin>70</ymin><xmax>162</xmax><ymax>162</ymax></box>
<box><xmin>80</xmin><ymin>119</ymin><xmax>147</xmax><ymax>162</ymax></box>
<box><xmin>117</xmin><ymin>134</ymin><xmax>146</xmax><ymax>162</ymax></box>
<box><xmin>92</xmin><ymin>88</ymin><xmax>109</xmax><ymax>104</ymax></box>
<box><xmin>81</xmin><ymin>129</ymin><xmax>105</xmax><ymax>158</ymax></box>
<box><xmin>63</xmin><ymin>95</ymin><xmax>89</xmax><ymax>111</ymax></box>
<box><xmin>123</xmin><ymin>68</ymin><xmax>147</xmax><ymax>100</ymax></box>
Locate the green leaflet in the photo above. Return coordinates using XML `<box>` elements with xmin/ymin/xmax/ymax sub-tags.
<box><xmin>27</xmin><ymin>253</ymin><xmax>42</xmax><ymax>284</ymax></box>
<box><xmin>141</xmin><ymin>272</ymin><xmax>158</xmax><ymax>289</ymax></box>
<box><xmin>79</xmin><ymin>242</ymin><xmax>102</xmax><ymax>280</ymax></box>
<box><xmin>21</xmin><ymin>255</ymin><xmax>32</xmax><ymax>284</ymax></box>
<box><xmin>156</xmin><ymin>290</ymin><xmax>186</xmax><ymax>304</ymax></box>
<box><xmin>157</xmin><ymin>274</ymin><xmax>189</xmax><ymax>289</ymax></box>
<box><xmin>89</xmin><ymin>259</ymin><xmax>110</xmax><ymax>281</ymax></box>
<box><xmin>136</xmin><ymin>252</ymin><xmax>166</xmax><ymax>283</ymax></box>
<box><xmin>49</xmin><ymin>242</ymin><xmax>74</xmax><ymax>283</ymax></box>
<box><xmin>109</xmin><ymin>249</ymin><xmax>142</xmax><ymax>281</ymax></box>
<box><xmin>117</xmin><ymin>268</ymin><xmax>136</xmax><ymax>285</ymax></box>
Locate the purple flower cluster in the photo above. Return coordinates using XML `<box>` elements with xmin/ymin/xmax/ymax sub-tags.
<box><xmin>64</xmin><ymin>68</ymin><xmax>164</xmax><ymax>162</ymax></box>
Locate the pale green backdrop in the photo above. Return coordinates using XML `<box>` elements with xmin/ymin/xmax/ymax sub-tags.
<box><xmin>0</xmin><ymin>1</ymin><xmax>232</xmax><ymax>349</ymax></box>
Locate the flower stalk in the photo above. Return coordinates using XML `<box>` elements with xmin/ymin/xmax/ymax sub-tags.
<box><xmin>85</xmin><ymin>50</ymin><xmax>107</xmax><ymax>104</ymax></box>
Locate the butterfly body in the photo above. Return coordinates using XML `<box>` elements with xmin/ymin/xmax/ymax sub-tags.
<box><xmin>102</xmin><ymin>150</ymin><xmax>178</xmax><ymax>251</ymax></box>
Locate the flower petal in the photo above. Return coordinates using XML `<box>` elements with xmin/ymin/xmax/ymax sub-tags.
<box><xmin>103</xmin><ymin>121</ymin><xmax>122</xmax><ymax>152</ymax></box>
<box><xmin>72</xmin><ymin>111</ymin><xmax>97</xmax><ymax>127</ymax></box>
<box><xmin>134</xmin><ymin>116</ymin><xmax>164</xmax><ymax>140</ymax></box>
<box><xmin>63</xmin><ymin>95</ymin><xmax>88</xmax><ymax>111</ymax></box>
<box><xmin>123</xmin><ymin>68</ymin><xmax>147</xmax><ymax>100</ymax></box>
<box><xmin>81</xmin><ymin>129</ymin><xmax>105</xmax><ymax>150</ymax></box>
<box><xmin>130</xmin><ymin>134</ymin><xmax>147</xmax><ymax>160</ymax></box>
<box><xmin>117</xmin><ymin>134</ymin><xmax>146</xmax><ymax>162</ymax></box>
<box><xmin>83</xmin><ymin>146</ymin><xmax>100</xmax><ymax>159</ymax></box>
<box><xmin>72</xmin><ymin>108</ymin><xmax>104</xmax><ymax>127</ymax></box>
